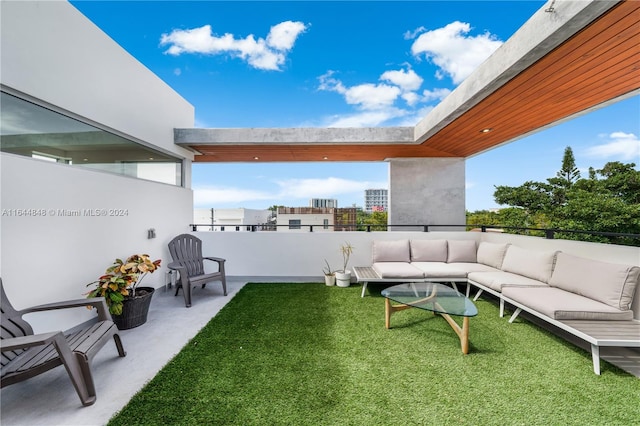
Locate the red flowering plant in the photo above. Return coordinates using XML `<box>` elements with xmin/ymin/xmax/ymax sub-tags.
<box><xmin>86</xmin><ymin>254</ymin><xmax>161</xmax><ymax>315</ymax></box>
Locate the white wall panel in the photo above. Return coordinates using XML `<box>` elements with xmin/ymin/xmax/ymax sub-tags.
<box><xmin>1</xmin><ymin>154</ymin><xmax>193</xmax><ymax>332</ymax></box>
<box><xmin>0</xmin><ymin>1</ymin><xmax>193</xmax><ymax>159</ymax></box>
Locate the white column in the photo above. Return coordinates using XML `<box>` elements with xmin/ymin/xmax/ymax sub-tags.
<box><xmin>388</xmin><ymin>158</ymin><xmax>466</xmax><ymax>231</ymax></box>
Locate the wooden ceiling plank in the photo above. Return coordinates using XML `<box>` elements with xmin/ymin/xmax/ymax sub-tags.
<box><xmin>447</xmin><ymin>6</ymin><xmax>639</xmax><ymax>129</ymax></box>
<box><xmin>432</xmin><ymin>38</ymin><xmax>639</xmax><ymax>153</ymax></box>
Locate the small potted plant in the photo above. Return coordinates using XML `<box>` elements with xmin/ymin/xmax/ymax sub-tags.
<box><xmin>323</xmin><ymin>259</ymin><xmax>336</xmax><ymax>286</ymax></box>
<box><xmin>335</xmin><ymin>242</ymin><xmax>354</xmax><ymax>287</ymax></box>
<box><xmin>86</xmin><ymin>254</ymin><xmax>161</xmax><ymax>330</ymax></box>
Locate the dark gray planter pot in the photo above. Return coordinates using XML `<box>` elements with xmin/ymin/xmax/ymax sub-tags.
<box><xmin>112</xmin><ymin>286</ymin><xmax>154</xmax><ymax>330</ymax></box>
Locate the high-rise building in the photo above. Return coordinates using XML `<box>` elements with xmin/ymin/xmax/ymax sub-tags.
<box><xmin>364</xmin><ymin>189</ymin><xmax>388</xmax><ymax>213</ymax></box>
<box><xmin>310</xmin><ymin>198</ymin><xmax>337</xmax><ymax>208</ymax></box>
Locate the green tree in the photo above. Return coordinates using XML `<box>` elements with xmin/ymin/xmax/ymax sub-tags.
<box><xmin>466</xmin><ymin>210</ymin><xmax>500</xmax><ymax>230</ymax></box>
<box><xmin>489</xmin><ymin>148</ymin><xmax>639</xmax><ymax>246</ymax></box>
<box><xmin>494</xmin><ymin>181</ymin><xmax>555</xmax><ymax>212</ymax></box>
<box><xmin>357</xmin><ymin>210</ymin><xmax>388</xmax><ymax>230</ymax></box>
<box><xmin>596</xmin><ymin>161</ymin><xmax>640</xmax><ymax>204</ymax></box>
<box><xmin>556</xmin><ymin>146</ymin><xmax>580</xmax><ymax>186</ymax></box>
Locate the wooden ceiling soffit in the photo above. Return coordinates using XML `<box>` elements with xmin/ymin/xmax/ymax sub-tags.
<box><xmin>420</xmin><ymin>0</ymin><xmax>640</xmax><ymax>158</ymax></box>
<box><xmin>190</xmin><ymin>143</ymin><xmax>457</xmax><ymax>163</ymax></box>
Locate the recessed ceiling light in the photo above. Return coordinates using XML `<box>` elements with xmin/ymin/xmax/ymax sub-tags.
<box><xmin>253</xmin><ymin>156</ymin><xmax>260</xmax><ymax>160</ymax></box>
<box><xmin>480</xmin><ymin>128</ymin><xmax>493</xmax><ymax>133</ymax></box>
<box><xmin>323</xmin><ymin>156</ymin><xmax>329</xmax><ymax>160</ymax></box>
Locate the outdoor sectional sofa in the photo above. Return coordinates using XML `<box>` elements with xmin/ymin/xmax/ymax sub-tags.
<box><xmin>353</xmin><ymin>239</ymin><xmax>640</xmax><ymax>374</ymax></box>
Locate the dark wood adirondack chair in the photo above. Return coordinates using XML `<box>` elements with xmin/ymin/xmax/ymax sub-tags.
<box><xmin>1</xmin><ymin>278</ymin><xmax>126</xmax><ymax>406</ymax></box>
<box><xmin>168</xmin><ymin>234</ymin><xmax>227</xmax><ymax>307</ymax></box>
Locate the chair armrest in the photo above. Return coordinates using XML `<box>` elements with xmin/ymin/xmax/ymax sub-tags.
<box><xmin>167</xmin><ymin>261</ymin><xmax>187</xmax><ymax>272</ymax></box>
<box><xmin>167</xmin><ymin>262</ymin><xmax>189</xmax><ymax>289</ymax></box>
<box><xmin>18</xmin><ymin>297</ymin><xmax>112</xmax><ymax>322</ymax></box>
<box><xmin>203</xmin><ymin>257</ymin><xmax>226</xmax><ymax>264</ymax></box>
<box><xmin>1</xmin><ymin>331</ymin><xmax>63</xmax><ymax>352</ymax></box>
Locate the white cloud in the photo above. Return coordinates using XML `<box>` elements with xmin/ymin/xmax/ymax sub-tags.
<box><xmin>322</xmin><ymin>67</ymin><xmax>427</xmax><ymax>108</ymax></box>
<box><xmin>319</xmin><ymin>72</ymin><xmax>401</xmax><ymax>110</ymax></box>
<box><xmin>324</xmin><ymin>109</ymin><xmax>407</xmax><ymax>128</ymax></box>
<box><xmin>318</xmin><ymin>67</ymin><xmax>445</xmax><ymax>127</ymax></box>
<box><xmin>194</xmin><ymin>177</ymin><xmax>387</xmax><ymax>207</ymax></box>
<box><xmin>276</xmin><ymin>177</ymin><xmax>386</xmax><ymax>198</ymax></box>
<box><xmin>584</xmin><ymin>132</ymin><xmax>640</xmax><ymax>161</ymax></box>
<box><xmin>422</xmin><ymin>88</ymin><xmax>451</xmax><ymax>102</ymax></box>
<box><xmin>411</xmin><ymin>21</ymin><xmax>503</xmax><ymax>84</ymax></box>
<box><xmin>194</xmin><ymin>186</ymin><xmax>273</xmax><ymax>206</ymax></box>
<box><xmin>317</xmin><ymin>70</ymin><xmax>346</xmax><ymax>92</ymax></box>
<box><xmin>344</xmin><ymin>83</ymin><xmax>401</xmax><ymax>110</ymax></box>
<box><xmin>393</xmin><ymin>105</ymin><xmax>435</xmax><ymax>127</ymax></box>
<box><xmin>173</xmin><ymin>68</ymin><xmax>182</xmax><ymax>76</ymax></box>
<box><xmin>266</xmin><ymin>21</ymin><xmax>308</xmax><ymax>51</ymax></box>
<box><xmin>380</xmin><ymin>69</ymin><xmax>423</xmax><ymax>92</ymax></box>
<box><xmin>401</xmin><ymin>92</ymin><xmax>420</xmax><ymax>106</ymax></box>
<box><xmin>404</xmin><ymin>26</ymin><xmax>426</xmax><ymax>40</ymax></box>
<box><xmin>160</xmin><ymin>21</ymin><xmax>307</xmax><ymax>71</ymax></box>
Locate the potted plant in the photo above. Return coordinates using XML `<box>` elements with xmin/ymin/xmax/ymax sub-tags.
<box><xmin>322</xmin><ymin>259</ymin><xmax>336</xmax><ymax>286</ymax></box>
<box><xmin>335</xmin><ymin>242</ymin><xmax>354</xmax><ymax>287</ymax></box>
<box><xmin>86</xmin><ymin>254</ymin><xmax>161</xmax><ymax>330</ymax></box>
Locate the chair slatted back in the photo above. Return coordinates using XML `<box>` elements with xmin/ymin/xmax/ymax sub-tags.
<box><xmin>1</xmin><ymin>279</ymin><xmax>34</xmax><ymax>367</ymax></box>
<box><xmin>168</xmin><ymin>234</ymin><xmax>206</xmax><ymax>277</ymax></box>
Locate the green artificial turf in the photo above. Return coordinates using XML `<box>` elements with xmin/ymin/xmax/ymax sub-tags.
<box><xmin>109</xmin><ymin>283</ymin><xmax>639</xmax><ymax>425</ymax></box>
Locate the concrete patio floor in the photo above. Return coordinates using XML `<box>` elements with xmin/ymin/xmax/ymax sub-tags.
<box><xmin>1</xmin><ymin>280</ymin><xmax>247</xmax><ymax>426</ymax></box>
<box><xmin>2</xmin><ymin>281</ymin><xmax>639</xmax><ymax>426</ymax></box>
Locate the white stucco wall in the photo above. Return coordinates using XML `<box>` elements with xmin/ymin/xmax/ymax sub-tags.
<box><xmin>0</xmin><ymin>1</ymin><xmax>194</xmax><ymax>160</ymax></box>
<box><xmin>0</xmin><ymin>1</ymin><xmax>195</xmax><ymax>332</ymax></box>
<box><xmin>1</xmin><ymin>155</ymin><xmax>193</xmax><ymax>331</ymax></box>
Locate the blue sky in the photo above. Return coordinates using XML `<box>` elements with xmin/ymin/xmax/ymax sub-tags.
<box><xmin>71</xmin><ymin>1</ymin><xmax>639</xmax><ymax>211</ymax></box>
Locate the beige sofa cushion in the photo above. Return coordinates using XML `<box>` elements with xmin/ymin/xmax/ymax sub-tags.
<box><xmin>372</xmin><ymin>240</ymin><xmax>410</xmax><ymax>263</ymax></box>
<box><xmin>447</xmin><ymin>240</ymin><xmax>477</xmax><ymax>263</ymax></box>
<box><xmin>468</xmin><ymin>271</ymin><xmax>548</xmax><ymax>293</ymax></box>
<box><xmin>500</xmin><ymin>246</ymin><xmax>558</xmax><ymax>283</ymax></box>
<box><xmin>411</xmin><ymin>262</ymin><xmax>467</xmax><ymax>279</ymax></box>
<box><xmin>450</xmin><ymin>263</ymin><xmax>500</xmax><ymax>274</ymax></box>
<box><xmin>372</xmin><ymin>262</ymin><xmax>424</xmax><ymax>279</ymax></box>
<box><xmin>502</xmin><ymin>286</ymin><xmax>634</xmax><ymax>320</ymax></box>
<box><xmin>549</xmin><ymin>252</ymin><xmax>640</xmax><ymax>311</ymax></box>
<box><xmin>476</xmin><ymin>242</ymin><xmax>510</xmax><ymax>269</ymax></box>
<box><xmin>410</xmin><ymin>239</ymin><xmax>448</xmax><ymax>262</ymax></box>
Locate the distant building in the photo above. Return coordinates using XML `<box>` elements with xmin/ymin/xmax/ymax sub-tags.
<box><xmin>277</xmin><ymin>207</ymin><xmax>334</xmax><ymax>232</ymax></box>
<box><xmin>334</xmin><ymin>208</ymin><xmax>357</xmax><ymax>231</ymax></box>
<box><xmin>193</xmin><ymin>208</ymin><xmax>214</xmax><ymax>230</ymax></box>
<box><xmin>193</xmin><ymin>208</ymin><xmax>271</xmax><ymax>231</ymax></box>
<box><xmin>364</xmin><ymin>189</ymin><xmax>388</xmax><ymax>213</ymax></box>
<box><xmin>276</xmin><ymin>207</ymin><xmax>357</xmax><ymax>232</ymax></box>
<box><xmin>310</xmin><ymin>198</ymin><xmax>337</xmax><ymax>208</ymax></box>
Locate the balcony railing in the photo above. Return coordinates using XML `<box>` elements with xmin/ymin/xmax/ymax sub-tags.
<box><xmin>190</xmin><ymin>223</ymin><xmax>640</xmax><ymax>246</ymax></box>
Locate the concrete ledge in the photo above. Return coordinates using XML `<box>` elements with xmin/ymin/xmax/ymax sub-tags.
<box><xmin>175</xmin><ymin>127</ymin><xmax>414</xmax><ymax>145</ymax></box>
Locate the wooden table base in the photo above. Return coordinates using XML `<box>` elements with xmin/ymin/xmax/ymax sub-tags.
<box><xmin>385</xmin><ymin>297</ymin><xmax>471</xmax><ymax>354</ymax></box>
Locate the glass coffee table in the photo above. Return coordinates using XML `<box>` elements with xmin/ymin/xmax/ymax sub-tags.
<box><xmin>381</xmin><ymin>282</ymin><xmax>478</xmax><ymax>354</ymax></box>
